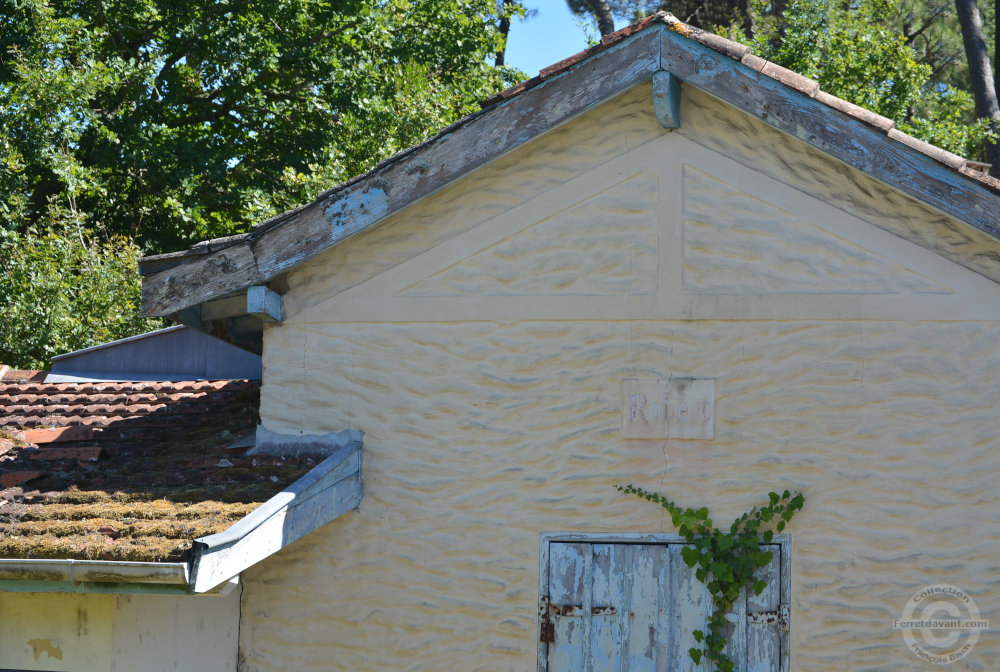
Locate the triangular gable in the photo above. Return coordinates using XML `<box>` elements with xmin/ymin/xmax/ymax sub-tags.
<box><xmin>140</xmin><ymin>12</ymin><xmax>1000</xmax><ymax>333</ymax></box>
<box><xmin>293</xmin><ymin>123</ymin><xmax>1000</xmax><ymax>324</ymax></box>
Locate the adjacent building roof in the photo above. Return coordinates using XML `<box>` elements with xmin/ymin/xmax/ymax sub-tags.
<box><xmin>139</xmin><ymin>11</ymin><xmax>1000</xmax><ymax>341</ymax></box>
<box><xmin>48</xmin><ymin>325</ymin><xmax>262</xmax><ymax>383</ymax></box>
<box><xmin>0</xmin><ymin>369</ymin><xmax>312</xmax><ymax>563</ymax></box>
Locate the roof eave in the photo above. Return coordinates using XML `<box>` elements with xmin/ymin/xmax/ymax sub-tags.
<box><xmin>0</xmin><ymin>440</ymin><xmax>361</xmax><ymax>596</ymax></box>
<box><xmin>139</xmin><ymin>23</ymin><xmax>664</xmax><ymax>320</ymax></box>
<box><xmin>140</xmin><ymin>12</ymin><xmax>1000</xmax><ymax>331</ymax></box>
<box><xmin>188</xmin><ymin>439</ymin><xmax>362</xmax><ymax>593</ymax></box>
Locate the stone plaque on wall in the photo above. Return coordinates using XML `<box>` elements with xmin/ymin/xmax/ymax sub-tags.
<box><xmin>622</xmin><ymin>378</ymin><xmax>715</xmax><ymax>440</ymax></box>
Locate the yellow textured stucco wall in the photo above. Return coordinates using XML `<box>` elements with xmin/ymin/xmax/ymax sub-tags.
<box><xmin>0</xmin><ymin>589</ymin><xmax>240</xmax><ymax>671</ymax></box>
<box><xmin>242</xmin><ymin>84</ymin><xmax>1000</xmax><ymax>671</ymax></box>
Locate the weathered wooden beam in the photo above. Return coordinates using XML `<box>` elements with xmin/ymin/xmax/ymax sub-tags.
<box><xmin>659</xmin><ymin>28</ymin><xmax>1000</xmax><ymax>238</ymax></box>
<box><xmin>143</xmin><ymin>239</ymin><xmax>259</xmax><ymax>317</ymax></box>
<box><xmin>200</xmin><ymin>293</ymin><xmax>248</xmax><ymax>322</ymax></box>
<box><xmin>247</xmin><ymin>285</ymin><xmax>282</xmax><ymax>323</ymax></box>
<box><xmin>141</xmin><ymin>29</ymin><xmax>663</xmax><ymax>317</ymax></box>
<box><xmin>652</xmin><ymin>70</ymin><xmax>681</xmax><ymax>129</ymax></box>
<box><xmin>171</xmin><ymin>305</ymin><xmax>206</xmax><ymax>332</ymax></box>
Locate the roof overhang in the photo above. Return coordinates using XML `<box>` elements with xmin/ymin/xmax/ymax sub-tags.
<box><xmin>189</xmin><ymin>437</ymin><xmax>362</xmax><ymax>593</ymax></box>
<box><xmin>0</xmin><ymin>437</ymin><xmax>362</xmax><ymax>595</ymax></box>
<box><xmin>140</xmin><ymin>12</ymin><xmax>1000</xmax><ymax>346</ymax></box>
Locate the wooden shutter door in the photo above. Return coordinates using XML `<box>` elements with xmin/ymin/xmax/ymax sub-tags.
<box><xmin>541</xmin><ymin>539</ymin><xmax>787</xmax><ymax>672</ymax></box>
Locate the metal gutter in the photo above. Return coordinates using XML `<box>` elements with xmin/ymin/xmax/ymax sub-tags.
<box><xmin>189</xmin><ymin>439</ymin><xmax>362</xmax><ymax>593</ymax></box>
<box><xmin>0</xmin><ymin>558</ymin><xmax>189</xmax><ymax>584</ymax></box>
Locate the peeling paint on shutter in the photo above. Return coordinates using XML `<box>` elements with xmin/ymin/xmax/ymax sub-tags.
<box><xmin>540</xmin><ymin>536</ymin><xmax>787</xmax><ymax>672</ymax></box>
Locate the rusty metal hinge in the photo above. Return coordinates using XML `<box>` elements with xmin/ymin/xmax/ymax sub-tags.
<box><xmin>540</xmin><ymin>621</ymin><xmax>555</xmax><ymax>644</ymax></box>
<box><xmin>748</xmin><ymin>603</ymin><xmax>790</xmax><ymax>632</ymax></box>
<box><xmin>539</xmin><ymin>595</ymin><xmax>554</xmax><ymax>644</ymax></box>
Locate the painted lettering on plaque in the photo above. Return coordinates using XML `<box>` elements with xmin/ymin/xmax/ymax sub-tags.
<box><xmin>621</xmin><ymin>378</ymin><xmax>715</xmax><ymax>440</ymax></box>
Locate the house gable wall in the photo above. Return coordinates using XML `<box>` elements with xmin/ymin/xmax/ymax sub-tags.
<box><xmin>242</xmin><ymin>83</ymin><xmax>1000</xmax><ymax>670</ymax></box>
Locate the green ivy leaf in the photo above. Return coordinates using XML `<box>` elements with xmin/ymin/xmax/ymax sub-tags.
<box><xmin>681</xmin><ymin>546</ymin><xmax>699</xmax><ymax>568</ymax></box>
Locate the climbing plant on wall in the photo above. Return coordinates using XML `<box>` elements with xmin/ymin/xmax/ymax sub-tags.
<box><xmin>616</xmin><ymin>485</ymin><xmax>805</xmax><ymax>672</ymax></box>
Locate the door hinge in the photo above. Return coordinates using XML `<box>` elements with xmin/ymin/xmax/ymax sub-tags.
<box><xmin>748</xmin><ymin>603</ymin><xmax>790</xmax><ymax>632</ymax></box>
<box><xmin>539</xmin><ymin>595</ymin><xmax>554</xmax><ymax>644</ymax></box>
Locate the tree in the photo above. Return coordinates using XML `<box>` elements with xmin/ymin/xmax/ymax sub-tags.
<box><xmin>1</xmin><ymin>0</ymin><xmax>520</xmax><ymax>253</ymax></box>
<box><xmin>566</xmin><ymin>0</ymin><xmax>742</xmax><ymax>31</ymax></box>
<box><xmin>740</xmin><ymin>0</ymin><xmax>993</xmax><ymax>160</ymax></box>
<box><xmin>0</xmin><ymin>209</ymin><xmax>164</xmax><ymax>370</ymax></box>
<box><xmin>955</xmin><ymin>0</ymin><xmax>1000</xmax><ymax>172</ymax></box>
<box><xmin>567</xmin><ymin>0</ymin><xmax>617</xmax><ymax>36</ymax></box>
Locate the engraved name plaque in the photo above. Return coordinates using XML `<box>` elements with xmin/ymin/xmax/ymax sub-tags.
<box><xmin>621</xmin><ymin>378</ymin><xmax>715</xmax><ymax>440</ymax></box>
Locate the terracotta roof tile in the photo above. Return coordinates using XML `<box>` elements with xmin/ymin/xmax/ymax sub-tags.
<box><xmin>0</xmin><ymin>375</ymin><xmax>307</xmax><ymax>562</ymax></box>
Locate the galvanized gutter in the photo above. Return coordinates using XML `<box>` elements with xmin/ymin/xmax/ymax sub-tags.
<box><xmin>0</xmin><ymin>558</ymin><xmax>191</xmax><ymax>595</ymax></box>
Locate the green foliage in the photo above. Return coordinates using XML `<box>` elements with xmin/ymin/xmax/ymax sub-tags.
<box><xmin>892</xmin><ymin>0</ymin><xmax>995</xmax><ymax>97</ymax></box>
<box><xmin>0</xmin><ymin>209</ymin><xmax>165</xmax><ymax>370</ymax></box>
<box><xmin>1</xmin><ymin>0</ymin><xmax>520</xmax><ymax>253</ymax></box>
<box><xmin>730</xmin><ymin>0</ymin><xmax>994</xmax><ymax>159</ymax></box>
<box><xmin>617</xmin><ymin>484</ymin><xmax>805</xmax><ymax>672</ymax></box>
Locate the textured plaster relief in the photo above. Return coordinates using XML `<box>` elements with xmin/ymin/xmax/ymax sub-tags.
<box><xmin>250</xmin><ymin>320</ymin><xmax>1000</xmax><ymax>671</ymax></box>
<box><xmin>283</xmin><ymin>83</ymin><xmax>666</xmax><ymax>317</ymax></box>
<box><xmin>281</xmin><ymin>116</ymin><xmax>1000</xmax><ymax>325</ymax></box>
<box><xmin>399</xmin><ymin>170</ymin><xmax>658</xmax><ymax>297</ymax></box>
<box><xmin>682</xmin><ymin>165</ymin><xmax>951</xmax><ymax>294</ymax></box>
<box><xmin>678</xmin><ymin>86</ymin><xmax>1000</xmax><ymax>284</ymax></box>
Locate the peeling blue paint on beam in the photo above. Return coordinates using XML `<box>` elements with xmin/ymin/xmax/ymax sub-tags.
<box><xmin>324</xmin><ymin>186</ymin><xmax>390</xmax><ymax>239</ymax></box>
<box><xmin>248</xmin><ymin>31</ymin><xmax>660</xmax><ymax>282</ymax></box>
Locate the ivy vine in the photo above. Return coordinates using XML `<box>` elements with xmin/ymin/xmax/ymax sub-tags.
<box><xmin>616</xmin><ymin>485</ymin><xmax>805</xmax><ymax>672</ymax></box>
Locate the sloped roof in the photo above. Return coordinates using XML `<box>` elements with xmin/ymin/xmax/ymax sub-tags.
<box><xmin>0</xmin><ymin>370</ymin><xmax>315</xmax><ymax>563</ymax></box>
<box><xmin>140</xmin><ymin>11</ymin><xmax>1000</xmax><ymax>323</ymax></box>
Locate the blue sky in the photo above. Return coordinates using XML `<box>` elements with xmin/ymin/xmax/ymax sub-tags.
<box><xmin>503</xmin><ymin>0</ymin><xmax>594</xmax><ymax>76</ymax></box>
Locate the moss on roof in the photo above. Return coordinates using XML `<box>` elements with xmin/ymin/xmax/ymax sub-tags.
<box><xmin>0</xmin><ymin>379</ymin><xmax>317</xmax><ymax>562</ymax></box>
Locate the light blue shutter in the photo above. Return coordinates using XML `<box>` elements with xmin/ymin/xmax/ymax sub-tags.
<box><xmin>542</xmin><ymin>540</ymin><xmax>786</xmax><ymax>672</ymax></box>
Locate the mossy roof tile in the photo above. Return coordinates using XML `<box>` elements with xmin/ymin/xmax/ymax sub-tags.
<box><xmin>0</xmin><ymin>371</ymin><xmax>310</xmax><ymax>563</ymax></box>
